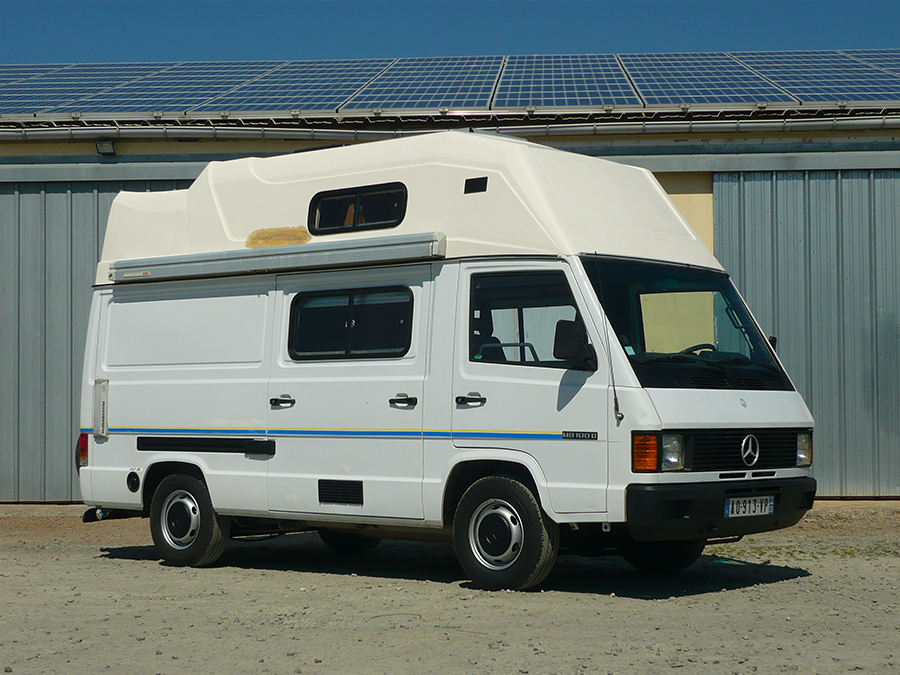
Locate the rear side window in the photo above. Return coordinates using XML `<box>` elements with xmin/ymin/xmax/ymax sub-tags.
<box><xmin>308</xmin><ymin>182</ymin><xmax>407</xmax><ymax>234</ymax></box>
<box><xmin>288</xmin><ymin>287</ymin><xmax>413</xmax><ymax>360</ymax></box>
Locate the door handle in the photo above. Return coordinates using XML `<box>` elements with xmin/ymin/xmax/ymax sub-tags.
<box><xmin>389</xmin><ymin>394</ymin><xmax>418</xmax><ymax>407</ymax></box>
<box><xmin>455</xmin><ymin>393</ymin><xmax>487</xmax><ymax>405</ymax></box>
<box><xmin>269</xmin><ymin>396</ymin><xmax>296</xmax><ymax>407</ymax></box>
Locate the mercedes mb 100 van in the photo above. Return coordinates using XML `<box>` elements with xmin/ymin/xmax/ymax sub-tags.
<box><xmin>77</xmin><ymin>131</ymin><xmax>816</xmax><ymax>590</ymax></box>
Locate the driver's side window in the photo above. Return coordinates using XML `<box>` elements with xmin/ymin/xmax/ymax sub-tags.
<box><xmin>469</xmin><ymin>271</ymin><xmax>580</xmax><ymax>369</ymax></box>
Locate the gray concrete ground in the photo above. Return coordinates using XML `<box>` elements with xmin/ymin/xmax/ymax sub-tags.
<box><xmin>0</xmin><ymin>500</ymin><xmax>898</xmax><ymax>674</ymax></box>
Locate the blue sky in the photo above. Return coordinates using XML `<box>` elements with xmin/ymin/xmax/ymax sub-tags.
<box><xmin>1</xmin><ymin>0</ymin><xmax>898</xmax><ymax>64</ymax></box>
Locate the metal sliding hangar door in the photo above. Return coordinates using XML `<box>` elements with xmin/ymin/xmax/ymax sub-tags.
<box><xmin>2</xmin><ymin>50</ymin><xmax>900</xmax><ymax>500</ymax></box>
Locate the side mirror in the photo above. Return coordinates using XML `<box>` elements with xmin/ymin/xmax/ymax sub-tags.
<box><xmin>768</xmin><ymin>335</ymin><xmax>778</xmax><ymax>352</ymax></box>
<box><xmin>553</xmin><ymin>320</ymin><xmax>597</xmax><ymax>371</ymax></box>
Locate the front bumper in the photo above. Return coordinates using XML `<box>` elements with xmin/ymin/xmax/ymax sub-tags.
<box><xmin>626</xmin><ymin>476</ymin><xmax>817</xmax><ymax>541</ymax></box>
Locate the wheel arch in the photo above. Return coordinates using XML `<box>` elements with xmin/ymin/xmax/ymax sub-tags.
<box><xmin>142</xmin><ymin>461</ymin><xmax>206</xmax><ymax>515</ymax></box>
<box><xmin>442</xmin><ymin>458</ymin><xmax>548</xmax><ymax>527</ymax></box>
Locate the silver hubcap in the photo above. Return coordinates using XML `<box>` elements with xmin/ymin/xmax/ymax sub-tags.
<box><xmin>468</xmin><ymin>498</ymin><xmax>524</xmax><ymax>570</ymax></box>
<box><xmin>160</xmin><ymin>490</ymin><xmax>201</xmax><ymax>550</ymax></box>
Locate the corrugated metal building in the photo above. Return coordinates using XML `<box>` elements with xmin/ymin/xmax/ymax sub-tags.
<box><xmin>2</xmin><ymin>50</ymin><xmax>900</xmax><ymax>500</ymax></box>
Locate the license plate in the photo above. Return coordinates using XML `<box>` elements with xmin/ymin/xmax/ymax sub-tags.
<box><xmin>724</xmin><ymin>495</ymin><xmax>775</xmax><ymax>518</ymax></box>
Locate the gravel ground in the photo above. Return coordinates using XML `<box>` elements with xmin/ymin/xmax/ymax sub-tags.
<box><xmin>0</xmin><ymin>500</ymin><xmax>898</xmax><ymax>675</ymax></box>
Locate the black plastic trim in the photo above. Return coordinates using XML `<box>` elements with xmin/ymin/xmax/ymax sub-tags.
<box><xmin>464</xmin><ymin>176</ymin><xmax>488</xmax><ymax>193</ymax></box>
<box><xmin>319</xmin><ymin>479</ymin><xmax>364</xmax><ymax>505</ymax></box>
<box><xmin>136</xmin><ymin>436</ymin><xmax>276</xmax><ymax>456</ymax></box>
<box><xmin>625</xmin><ymin>476</ymin><xmax>816</xmax><ymax>541</ymax></box>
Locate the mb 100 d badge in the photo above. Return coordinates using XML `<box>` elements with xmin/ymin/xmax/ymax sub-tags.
<box><xmin>741</xmin><ymin>434</ymin><xmax>761</xmax><ymax>467</ymax></box>
<box><xmin>562</xmin><ymin>431</ymin><xmax>599</xmax><ymax>441</ymax></box>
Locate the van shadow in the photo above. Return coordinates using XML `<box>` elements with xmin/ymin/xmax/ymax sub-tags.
<box><xmin>543</xmin><ymin>552</ymin><xmax>810</xmax><ymax>599</ymax></box>
<box><xmin>101</xmin><ymin>534</ymin><xmax>810</xmax><ymax>599</ymax></box>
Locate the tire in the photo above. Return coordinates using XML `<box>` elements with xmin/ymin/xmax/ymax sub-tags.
<box><xmin>318</xmin><ymin>529</ymin><xmax>382</xmax><ymax>555</ymax></box>
<box><xmin>622</xmin><ymin>540</ymin><xmax>705</xmax><ymax>573</ymax></box>
<box><xmin>453</xmin><ymin>476</ymin><xmax>559</xmax><ymax>591</ymax></box>
<box><xmin>149</xmin><ymin>474</ymin><xmax>230</xmax><ymax>567</ymax></box>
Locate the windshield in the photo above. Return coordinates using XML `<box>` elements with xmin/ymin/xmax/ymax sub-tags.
<box><xmin>581</xmin><ymin>257</ymin><xmax>793</xmax><ymax>391</ymax></box>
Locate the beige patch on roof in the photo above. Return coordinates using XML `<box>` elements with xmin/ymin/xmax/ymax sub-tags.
<box><xmin>245</xmin><ymin>227</ymin><xmax>313</xmax><ymax>248</ymax></box>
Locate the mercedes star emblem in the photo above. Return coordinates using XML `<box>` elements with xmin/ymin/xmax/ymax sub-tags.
<box><xmin>741</xmin><ymin>434</ymin><xmax>760</xmax><ymax>467</ymax></box>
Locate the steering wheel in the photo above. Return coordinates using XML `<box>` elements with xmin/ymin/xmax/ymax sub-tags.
<box><xmin>680</xmin><ymin>343</ymin><xmax>717</xmax><ymax>354</ymax></box>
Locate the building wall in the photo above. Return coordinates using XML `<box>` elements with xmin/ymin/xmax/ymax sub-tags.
<box><xmin>0</xmin><ymin>178</ymin><xmax>192</xmax><ymax>501</ymax></box>
<box><xmin>715</xmin><ymin>170</ymin><xmax>900</xmax><ymax>497</ymax></box>
<box><xmin>655</xmin><ymin>172</ymin><xmax>714</xmax><ymax>252</ymax></box>
<box><xmin>2</xmin><ymin>146</ymin><xmax>897</xmax><ymax>500</ymax></box>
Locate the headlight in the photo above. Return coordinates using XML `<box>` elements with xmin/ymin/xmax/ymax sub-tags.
<box><xmin>796</xmin><ymin>432</ymin><xmax>812</xmax><ymax>467</ymax></box>
<box><xmin>661</xmin><ymin>434</ymin><xmax>684</xmax><ymax>471</ymax></box>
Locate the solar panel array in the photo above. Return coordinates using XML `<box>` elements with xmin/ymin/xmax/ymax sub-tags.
<box><xmin>2</xmin><ymin>50</ymin><xmax>900</xmax><ymax>117</ymax></box>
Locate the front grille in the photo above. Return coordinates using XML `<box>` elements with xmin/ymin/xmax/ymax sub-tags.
<box><xmin>682</xmin><ymin>429</ymin><xmax>802</xmax><ymax>472</ymax></box>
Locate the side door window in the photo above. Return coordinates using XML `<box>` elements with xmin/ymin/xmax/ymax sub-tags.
<box><xmin>289</xmin><ymin>288</ymin><xmax>413</xmax><ymax>360</ymax></box>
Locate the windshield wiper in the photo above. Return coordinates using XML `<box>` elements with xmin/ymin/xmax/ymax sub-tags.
<box><xmin>708</xmin><ymin>356</ymin><xmax>752</xmax><ymax>365</ymax></box>
<box><xmin>633</xmin><ymin>354</ymin><xmax>707</xmax><ymax>365</ymax></box>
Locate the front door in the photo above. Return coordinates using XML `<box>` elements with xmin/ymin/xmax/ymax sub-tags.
<box><xmin>451</xmin><ymin>261</ymin><xmax>608</xmax><ymax>514</ymax></box>
<box><xmin>266</xmin><ymin>265</ymin><xmax>431</xmax><ymax>520</ymax></box>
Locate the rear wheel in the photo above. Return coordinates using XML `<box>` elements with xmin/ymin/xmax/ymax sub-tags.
<box><xmin>149</xmin><ymin>474</ymin><xmax>230</xmax><ymax>567</ymax></box>
<box><xmin>622</xmin><ymin>540</ymin><xmax>705</xmax><ymax>573</ymax></box>
<box><xmin>453</xmin><ymin>476</ymin><xmax>558</xmax><ymax>591</ymax></box>
<box><xmin>318</xmin><ymin>529</ymin><xmax>381</xmax><ymax>555</ymax></box>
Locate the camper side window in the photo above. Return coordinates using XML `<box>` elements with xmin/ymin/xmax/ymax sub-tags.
<box><xmin>288</xmin><ymin>287</ymin><xmax>413</xmax><ymax>360</ymax></box>
<box><xmin>469</xmin><ymin>271</ymin><xmax>583</xmax><ymax>369</ymax></box>
<box><xmin>309</xmin><ymin>183</ymin><xmax>407</xmax><ymax>234</ymax></box>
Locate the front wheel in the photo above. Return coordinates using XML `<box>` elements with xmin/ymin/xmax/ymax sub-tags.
<box><xmin>622</xmin><ymin>540</ymin><xmax>705</xmax><ymax>573</ymax></box>
<box><xmin>149</xmin><ymin>474</ymin><xmax>230</xmax><ymax>567</ymax></box>
<box><xmin>453</xmin><ymin>476</ymin><xmax>558</xmax><ymax>591</ymax></box>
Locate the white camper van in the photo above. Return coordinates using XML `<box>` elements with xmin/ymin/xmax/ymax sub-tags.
<box><xmin>77</xmin><ymin>131</ymin><xmax>815</xmax><ymax>590</ymax></box>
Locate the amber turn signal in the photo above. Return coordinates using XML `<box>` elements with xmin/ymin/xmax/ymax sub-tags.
<box><xmin>632</xmin><ymin>434</ymin><xmax>659</xmax><ymax>472</ymax></box>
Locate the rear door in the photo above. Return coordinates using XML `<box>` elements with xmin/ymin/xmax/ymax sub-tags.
<box><xmin>266</xmin><ymin>265</ymin><xmax>431</xmax><ymax>520</ymax></box>
<box><xmin>451</xmin><ymin>260</ymin><xmax>609</xmax><ymax>514</ymax></box>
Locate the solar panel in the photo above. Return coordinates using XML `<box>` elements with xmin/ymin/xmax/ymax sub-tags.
<box><xmin>493</xmin><ymin>54</ymin><xmax>640</xmax><ymax>108</ymax></box>
<box><xmin>732</xmin><ymin>50</ymin><xmax>900</xmax><ymax>103</ymax></box>
<box><xmin>0</xmin><ymin>64</ymin><xmax>71</xmax><ymax>87</ymax></box>
<box><xmin>192</xmin><ymin>59</ymin><xmax>394</xmax><ymax>113</ymax></box>
<box><xmin>339</xmin><ymin>56</ymin><xmax>503</xmax><ymax>111</ymax></box>
<box><xmin>618</xmin><ymin>52</ymin><xmax>796</xmax><ymax>105</ymax></box>
<box><xmin>48</xmin><ymin>61</ymin><xmax>284</xmax><ymax>114</ymax></box>
<box><xmin>0</xmin><ymin>62</ymin><xmax>171</xmax><ymax>114</ymax></box>
<box><xmin>841</xmin><ymin>49</ymin><xmax>900</xmax><ymax>76</ymax></box>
